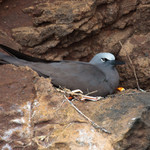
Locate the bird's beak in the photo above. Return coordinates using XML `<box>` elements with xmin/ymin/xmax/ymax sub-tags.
<box><xmin>110</xmin><ymin>60</ymin><xmax>125</xmax><ymax>66</ymax></box>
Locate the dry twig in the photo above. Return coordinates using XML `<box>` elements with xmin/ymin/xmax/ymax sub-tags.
<box><xmin>64</xmin><ymin>95</ymin><xmax>111</xmax><ymax>134</ymax></box>
<box><xmin>56</xmin><ymin>88</ymin><xmax>103</xmax><ymax>101</ymax></box>
<box><xmin>119</xmin><ymin>41</ymin><xmax>145</xmax><ymax>92</ymax></box>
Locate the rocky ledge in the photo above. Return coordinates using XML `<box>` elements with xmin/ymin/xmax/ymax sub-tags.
<box><xmin>0</xmin><ymin>0</ymin><xmax>150</xmax><ymax>89</ymax></box>
<box><xmin>0</xmin><ymin>0</ymin><xmax>150</xmax><ymax>149</ymax></box>
<box><xmin>0</xmin><ymin>65</ymin><xmax>150</xmax><ymax>150</ymax></box>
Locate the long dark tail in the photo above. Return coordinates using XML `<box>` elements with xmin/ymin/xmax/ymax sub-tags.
<box><xmin>0</xmin><ymin>45</ymin><xmax>36</xmax><ymax>66</ymax></box>
<box><xmin>0</xmin><ymin>44</ymin><xmax>51</xmax><ymax>63</ymax></box>
<box><xmin>0</xmin><ymin>51</ymin><xmax>23</xmax><ymax>65</ymax></box>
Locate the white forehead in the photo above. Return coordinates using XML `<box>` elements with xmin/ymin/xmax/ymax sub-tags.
<box><xmin>89</xmin><ymin>52</ymin><xmax>115</xmax><ymax>64</ymax></box>
<box><xmin>96</xmin><ymin>52</ymin><xmax>115</xmax><ymax>60</ymax></box>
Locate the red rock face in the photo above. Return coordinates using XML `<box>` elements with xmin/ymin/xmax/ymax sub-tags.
<box><xmin>0</xmin><ymin>1</ymin><xmax>150</xmax><ymax>149</ymax></box>
<box><xmin>119</xmin><ymin>33</ymin><xmax>150</xmax><ymax>90</ymax></box>
<box><xmin>0</xmin><ymin>65</ymin><xmax>150</xmax><ymax>149</ymax></box>
<box><xmin>0</xmin><ymin>0</ymin><xmax>149</xmax><ymax>90</ymax></box>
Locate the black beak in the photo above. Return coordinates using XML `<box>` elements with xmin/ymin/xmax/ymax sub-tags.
<box><xmin>109</xmin><ymin>60</ymin><xmax>125</xmax><ymax>66</ymax></box>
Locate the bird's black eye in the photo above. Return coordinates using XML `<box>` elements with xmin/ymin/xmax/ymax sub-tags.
<box><xmin>101</xmin><ymin>58</ymin><xmax>109</xmax><ymax>62</ymax></box>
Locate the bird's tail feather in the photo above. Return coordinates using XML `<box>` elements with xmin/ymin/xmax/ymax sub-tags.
<box><xmin>0</xmin><ymin>45</ymin><xmax>51</xmax><ymax>78</ymax></box>
<box><xmin>0</xmin><ymin>44</ymin><xmax>52</xmax><ymax>63</ymax></box>
<box><xmin>0</xmin><ymin>52</ymin><xmax>9</xmax><ymax>64</ymax></box>
<box><xmin>0</xmin><ymin>52</ymin><xmax>18</xmax><ymax>65</ymax></box>
<box><xmin>0</xmin><ymin>60</ymin><xmax>8</xmax><ymax>64</ymax></box>
<box><xmin>0</xmin><ymin>51</ymin><xmax>48</xmax><ymax>77</ymax></box>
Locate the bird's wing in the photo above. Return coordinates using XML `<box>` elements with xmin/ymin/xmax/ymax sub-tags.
<box><xmin>27</xmin><ymin>61</ymin><xmax>107</xmax><ymax>92</ymax></box>
<box><xmin>0</xmin><ymin>45</ymin><xmax>109</xmax><ymax>95</ymax></box>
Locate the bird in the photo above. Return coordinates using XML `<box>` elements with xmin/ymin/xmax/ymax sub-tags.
<box><xmin>0</xmin><ymin>44</ymin><xmax>124</xmax><ymax>96</ymax></box>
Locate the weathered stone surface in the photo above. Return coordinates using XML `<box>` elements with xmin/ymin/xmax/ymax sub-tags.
<box><xmin>10</xmin><ymin>0</ymin><xmax>141</xmax><ymax>58</ymax></box>
<box><xmin>0</xmin><ymin>65</ymin><xmax>113</xmax><ymax>150</ymax></box>
<box><xmin>0</xmin><ymin>0</ymin><xmax>150</xmax><ymax>89</ymax></box>
<box><xmin>0</xmin><ymin>30</ymin><xmax>22</xmax><ymax>51</ymax></box>
<box><xmin>135</xmin><ymin>4</ymin><xmax>150</xmax><ymax>33</ymax></box>
<box><xmin>0</xmin><ymin>0</ymin><xmax>150</xmax><ymax>149</ymax></box>
<box><xmin>74</xmin><ymin>90</ymin><xmax>150</xmax><ymax>150</ymax></box>
<box><xmin>12</xmin><ymin>25</ymin><xmax>61</xmax><ymax>47</ymax></box>
<box><xmin>119</xmin><ymin>33</ymin><xmax>150</xmax><ymax>89</ymax></box>
<box><xmin>118</xmin><ymin>0</ymin><xmax>138</xmax><ymax>17</ymax></box>
<box><xmin>12</xmin><ymin>0</ymin><xmax>97</xmax><ymax>51</ymax></box>
<box><xmin>0</xmin><ymin>65</ymin><xmax>150</xmax><ymax>150</ymax></box>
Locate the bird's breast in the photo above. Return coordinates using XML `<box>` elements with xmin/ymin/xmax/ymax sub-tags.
<box><xmin>106</xmin><ymin>68</ymin><xmax>119</xmax><ymax>91</ymax></box>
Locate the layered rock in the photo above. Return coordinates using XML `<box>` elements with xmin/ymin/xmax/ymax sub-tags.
<box><xmin>0</xmin><ymin>65</ymin><xmax>150</xmax><ymax>149</ymax></box>
<box><xmin>0</xmin><ymin>0</ymin><xmax>149</xmax><ymax>89</ymax></box>
<box><xmin>0</xmin><ymin>1</ymin><xmax>150</xmax><ymax>149</ymax></box>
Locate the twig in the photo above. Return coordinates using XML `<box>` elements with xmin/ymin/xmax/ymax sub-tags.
<box><xmin>64</xmin><ymin>95</ymin><xmax>111</xmax><ymax>134</ymax></box>
<box><xmin>119</xmin><ymin>41</ymin><xmax>145</xmax><ymax>92</ymax></box>
<box><xmin>55</xmin><ymin>99</ymin><xmax>67</xmax><ymax>111</ymax></box>
<box><xmin>86</xmin><ymin>90</ymin><xmax>98</xmax><ymax>96</ymax></box>
<box><xmin>56</xmin><ymin>88</ymin><xmax>103</xmax><ymax>101</ymax></box>
<box><xmin>56</xmin><ymin>88</ymin><xmax>83</xmax><ymax>97</ymax></box>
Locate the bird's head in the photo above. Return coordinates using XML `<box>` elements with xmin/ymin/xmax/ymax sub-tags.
<box><xmin>90</xmin><ymin>52</ymin><xmax>125</xmax><ymax>66</ymax></box>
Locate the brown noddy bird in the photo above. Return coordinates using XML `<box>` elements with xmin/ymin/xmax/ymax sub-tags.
<box><xmin>0</xmin><ymin>44</ymin><xmax>124</xmax><ymax>96</ymax></box>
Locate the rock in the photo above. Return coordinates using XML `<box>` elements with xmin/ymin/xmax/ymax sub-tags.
<box><xmin>0</xmin><ymin>0</ymin><xmax>150</xmax><ymax>149</ymax></box>
<box><xmin>0</xmin><ymin>65</ymin><xmax>113</xmax><ymax>150</ymax></box>
<box><xmin>12</xmin><ymin>0</ymin><xmax>97</xmax><ymax>54</ymax></box>
<box><xmin>119</xmin><ymin>33</ymin><xmax>150</xmax><ymax>90</ymax></box>
<box><xmin>12</xmin><ymin>25</ymin><xmax>59</xmax><ymax>47</ymax></box>
<box><xmin>0</xmin><ymin>30</ymin><xmax>22</xmax><ymax>51</ymax></box>
<box><xmin>0</xmin><ymin>64</ymin><xmax>150</xmax><ymax>150</ymax></box>
<box><xmin>0</xmin><ymin>0</ymin><xmax>150</xmax><ymax>89</ymax></box>
<box><xmin>74</xmin><ymin>89</ymin><xmax>150</xmax><ymax>150</ymax></box>
<box><xmin>118</xmin><ymin>0</ymin><xmax>138</xmax><ymax>17</ymax></box>
<box><xmin>135</xmin><ymin>3</ymin><xmax>150</xmax><ymax>33</ymax></box>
